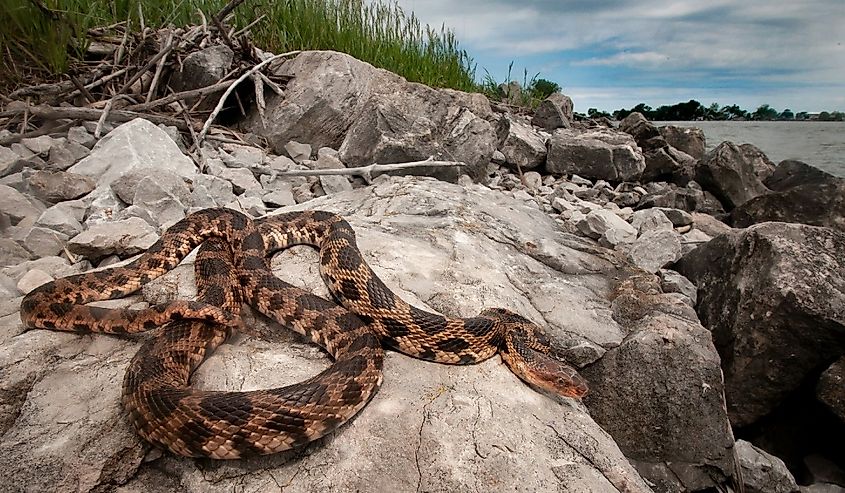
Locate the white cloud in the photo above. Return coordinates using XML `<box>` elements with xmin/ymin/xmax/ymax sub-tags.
<box><xmin>386</xmin><ymin>0</ymin><xmax>845</xmax><ymax>111</ymax></box>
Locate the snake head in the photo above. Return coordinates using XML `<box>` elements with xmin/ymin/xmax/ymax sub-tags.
<box><xmin>480</xmin><ymin>308</ymin><xmax>589</xmax><ymax>400</ymax></box>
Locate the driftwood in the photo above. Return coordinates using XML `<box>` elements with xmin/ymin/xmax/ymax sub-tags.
<box><xmin>253</xmin><ymin>158</ymin><xmax>466</xmax><ymax>183</ymax></box>
<box><xmin>0</xmin><ymin>105</ymin><xmax>197</xmax><ymax>131</ymax></box>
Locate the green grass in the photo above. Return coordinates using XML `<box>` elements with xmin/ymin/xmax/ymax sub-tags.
<box><xmin>0</xmin><ymin>0</ymin><xmax>478</xmax><ymax>93</ymax></box>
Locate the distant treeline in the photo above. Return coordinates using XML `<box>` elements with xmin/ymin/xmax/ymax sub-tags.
<box><xmin>578</xmin><ymin>100</ymin><xmax>845</xmax><ymax>122</ymax></box>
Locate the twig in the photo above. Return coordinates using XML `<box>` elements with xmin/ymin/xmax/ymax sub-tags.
<box><xmin>214</xmin><ymin>0</ymin><xmax>249</xmax><ymax>24</ymax></box>
<box><xmin>252</xmin><ymin>73</ymin><xmax>266</xmax><ymax>126</ymax></box>
<box><xmin>95</xmin><ymin>95</ymin><xmax>132</xmax><ymax>138</ymax></box>
<box><xmin>198</xmin><ymin>50</ymin><xmax>300</xmax><ymax>143</ymax></box>
<box><xmin>146</xmin><ymin>30</ymin><xmax>174</xmax><ymax>102</ymax></box>
<box><xmin>0</xmin><ymin>105</ymin><xmax>198</xmax><ymax>131</ymax></box>
<box><xmin>116</xmin><ymin>35</ymin><xmax>175</xmax><ymax>96</ymax></box>
<box><xmin>69</xmin><ymin>75</ymin><xmax>96</xmax><ymax>104</ymax></box>
<box><xmin>20</xmin><ymin>98</ymin><xmax>30</xmax><ymax>134</ymax></box>
<box><xmin>233</xmin><ymin>15</ymin><xmax>266</xmax><ymax>38</ymax></box>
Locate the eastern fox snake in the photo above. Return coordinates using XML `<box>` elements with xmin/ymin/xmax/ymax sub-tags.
<box><xmin>21</xmin><ymin>208</ymin><xmax>588</xmax><ymax>459</ymax></box>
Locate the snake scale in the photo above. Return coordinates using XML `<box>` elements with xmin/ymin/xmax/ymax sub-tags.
<box><xmin>20</xmin><ymin>208</ymin><xmax>588</xmax><ymax>459</ymax></box>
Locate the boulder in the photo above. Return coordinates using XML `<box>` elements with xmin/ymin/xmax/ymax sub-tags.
<box><xmin>284</xmin><ymin>140</ymin><xmax>312</xmax><ymax>163</ymax></box>
<box><xmin>0</xmin><ymin>184</ymin><xmax>44</xmax><ymax>226</ymax></box>
<box><xmin>576</xmin><ymin>208</ymin><xmax>637</xmax><ymax>242</ymax></box>
<box><xmin>496</xmin><ymin>115</ymin><xmax>547</xmax><ymax>170</ymax></box>
<box><xmin>618</xmin><ymin>112</ymin><xmax>664</xmax><ymax>151</ymax></box>
<box><xmin>731</xmin><ymin>161</ymin><xmax>845</xmax><ymax>232</ymax></box>
<box><xmin>547</xmin><ymin>128</ymin><xmax>645</xmax><ymax>181</ymax></box>
<box><xmin>659</xmin><ymin>125</ymin><xmax>706</xmax><ymax>160</ymax></box>
<box><xmin>675</xmin><ymin>223</ymin><xmax>845</xmax><ymax>426</ymax></box>
<box><xmin>735</xmin><ymin>439</ymin><xmax>799</xmax><ymax>493</ymax></box>
<box><xmin>739</xmin><ymin>143</ymin><xmax>776</xmax><ymax>181</ymax></box>
<box><xmin>3</xmin><ymin>176</ymin><xmax>742</xmax><ymax>492</ymax></box>
<box><xmin>630</xmin><ymin>209</ymin><xmax>674</xmax><ymax>235</ymax></box>
<box><xmin>68</xmin><ymin>118</ymin><xmax>197</xmax><ymax>187</ymax></box>
<box><xmin>532</xmin><ymin>93</ymin><xmax>573</xmax><ymax>131</ymax></box>
<box><xmin>817</xmin><ymin>357</ymin><xmax>845</xmax><ymax>422</ymax></box>
<box><xmin>2</xmin><ymin>176</ymin><xmax>667</xmax><ymax>492</ymax></box>
<box><xmin>638</xmin><ymin>182</ymin><xmax>725</xmax><ymax>215</ymax></box>
<box><xmin>584</xmin><ymin>275</ymin><xmax>735</xmax><ymax>492</ymax></box>
<box><xmin>168</xmin><ymin>45</ymin><xmax>234</xmax><ymax>109</ymax></box>
<box><xmin>0</xmin><ymin>145</ymin><xmax>24</xmax><ymax>178</ymax></box>
<box><xmin>694</xmin><ymin>142</ymin><xmax>770</xmax><ymax>210</ymax></box>
<box><xmin>764</xmin><ymin>159</ymin><xmax>833</xmax><ymax>191</ymax></box>
<box><xmin>241</xmin><ymin>51</ymin><xmax>496</xmax><ymax>181</ymax></box>
<box><xmin>642</xmin><ymin>145</ymin><xmax>696</xmax><ymax>183</ymax></box>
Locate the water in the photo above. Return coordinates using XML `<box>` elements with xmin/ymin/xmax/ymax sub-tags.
<box><xmin>659</xmin><ymin>121</ymin><xmax>845</xmax><ymax>177</ymax></box>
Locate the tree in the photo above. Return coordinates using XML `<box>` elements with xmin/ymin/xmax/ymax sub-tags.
<box><xmin>779</xmin><ymin>109</ymin><xmax>794</xmax><ymax>120</ymax></box>
<box><xmin>528</xmin><ymin>78</ymin><xmax>561</xmax><ymax>100</ymax></box>
<box><xmin>796</xmin><ymin>111</ymin><xmax>809</xmax><ymax>120</ymax></box>
<box><xmin>588</xmin><ymin>108</ymin><xmax>611</xmax><ymax>118</ymax></box>
<box><xmin>721</xmin><ymin>104</ymin><xmax>748</xmax><ymax>120</ymax></box>
<box><xmin>752</xmin><ymin>104</ymin><xmax>778</xmax><ymax>121</ymax></box>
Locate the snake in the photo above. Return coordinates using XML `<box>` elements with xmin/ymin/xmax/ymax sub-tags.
<box><xmin>20</xmin><ymin>208</ymin><xmax>588</xmax><ymax>459</ymax></box>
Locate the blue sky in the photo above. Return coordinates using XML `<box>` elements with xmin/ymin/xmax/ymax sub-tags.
<box><xmin>391</xmin><ymin>0</ymin><xmax>845</xmax><ymax>113</ymax></box>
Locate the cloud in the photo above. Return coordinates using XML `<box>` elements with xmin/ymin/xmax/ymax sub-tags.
<box><xmin>387</xmin><ymin>0</ymin><xmax>845</xmax><ymax>111</ymax></box>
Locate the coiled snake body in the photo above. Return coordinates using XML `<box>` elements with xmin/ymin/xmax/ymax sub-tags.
<box><xmin>21</xmin><ymin>209</ymin><xmax>587</xmax><ymax>459</ymax></box>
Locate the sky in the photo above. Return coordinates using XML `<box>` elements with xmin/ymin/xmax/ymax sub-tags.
<box><xmin>390</xmin><ymin>0</ymin><xmax>845</xmax><ymax>113</ymax></box>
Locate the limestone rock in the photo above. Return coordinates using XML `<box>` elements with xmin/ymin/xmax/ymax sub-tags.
<box><xmin>584</xmin><ymin>275</ymin><xmax>735</xmax><ymax>492</ymax></box>
<box><xmin>206</xmin><ymin>158</ymin><xmax>262</xmax><ymax>195</ymax></box>
<box><xmin>27</xmin><ymin>170</ymin><xmax>95</xmax><ymax>203</ymax></box>
<box><xmin>623</xmin><ymin>229</ymin><xmax>683</xmax><ymax>273</ymax></box>
<box><xmin>630</xmin><ymin>209</ymin><xmax>674</xmax><ymax>235</ymax></box>
<box><xmin>242</xmin><ymin>51</ymin><xmax>496</xmax><ymax>181</ymax></box>
<box><xmin>0</xmin><ymin>184</ymin><xmax>43</xmax><ymax>225</ymax></box>
<box><xmin>659</xmin><ymin>269</ymin><xmax>698</xmax><ymax>305</ymax></box>
<box><xmin>735</xmin><ymin>439</ymin><xmax>799</xmax><ymax>493</ymax></box>
<box><xmin>659</xmin><ymin>125</ymin><xmax>706</xmax><ymax>160</ymax></box>
<box><xmin>2</xmin><ymin>177</ymin><xmax>669</xmax><ymax>493</ymax></box>
<box><xmin>731</xmin><ymin>161</ymin><xmax>845</xmax><ymax>232</ymax></box>
<box><xmin>618</xmin><ymin>112</ymin><xmax>663</xmax><ymax>151</ymax></box>
<box><xmin>168</xmin><ymin>45</ymin><xmax>233</xmax><ymax>110</ymax></box>
<box><xmin>313</xmin><ymin>151</ymin><xmax>353</xmax><ymax>195</ymax></box>
<box><xmin>694</xmin><ymin>141</ymin><xmax>770</xmax><ymax>210</ymax></box>
<box><xmin>675</xmin><ymin>223</ymin><xmax>845</xmax><ymax>426</ymax></box>
<box><xmin>21</xmin><ymin>226</ymin><xmax>69</xmax><ymax>258</ymax></box>
<box><xmin>576</xmin><ymin>209</ymin><xmax>637</xmax><ymax>241</ymax></box>
<box><xmin>496</xmin><ymin>115</ymin><xmax>547</xmax><ymax>170</ymax></box>
<box><xmin>285</xmin><ymin>140</ymin><xmax>312</xmax><ymax>163</ymax></box>
<box><xmin>532</xmin><ymin>92</ymin><xmax>573</xmax><ymax>131</ymax></box>
<box><xmin>547</xmin><ymin>128</ymin><xmax>645</xmax><ymax>181</ymax></box>
<box><xmin>190</xmin><ymin>174</ymin><xmax>238</xmax><ymax>209</ymax></box>
<box><xmin>0</xmin><ymin>145</ymin><xmax>24</xmax><ymax>178</ymax></box>
<box><xmin>68</xmin><ymin>217</ymin><xmax>159</xmax><ymax>259</ymax></box>
<box><xmin>0</xmin><ymin>238</ymin><xmax>32</xmax><ymax>267</ymax></box>
<box><xmin>16</xmin><ymin>268</ymin><xmax>53</xmax><ymax>294</ymax></box>
<box><xmin>739</xmin><ymin>143</ymin><xmax>776</xmax><ymax>181</ymax></box>
<box><xmin>656</xmin><ymin>208</ymin><xmax>693</xmax><ymax>227</ymax></box>
<box><xmin>68</xmin><ymin>118</ymin><xmax>197</xmax><ymax>187</ymax></box>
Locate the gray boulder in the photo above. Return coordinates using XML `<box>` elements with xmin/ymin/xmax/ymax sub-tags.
<box><xmin>496</xmin><ymin>115</ymin><xmax>547</xmax><ymax>170</ymax></box>
<box><xmin>547</xmin><ymin>128</ymin><xmax>645</xmax><ymax>181</ymax></box>
<box><xmin>739</xmin><ymin>143</ymin><xmax>776</xmax><ymax>181</ymax></box>
<box><xmin>731</xmin><ymin>161</ymin><xmax>845</xmax><ymax>232</ymax></box>
<box><xmin>817</xmin><ymin>357</ymin><xmax>845</xmax><ymax>422</ymax></box>
<box><xmin>68</xmin><ymin>118</ymin><xmax>197</xmax><ymax>187</ymax></box>
<box><xmin>694</xmin><ymin>141</ymin><xmax>770</xmax><ymax>210</ymax></box>
<box><xmin>68</xmin><ymin>217</ymin><xmax>159</xmax><ymax>260</ymax></box>
<box><xmin>168</xmin><ymin>45</ymin><xmax>234</xmax><ymax>110</ymax></box>
<box><xmin>618</xmin><ymin>112</ymin><xmax>664</xmax><ymax>151</ymax></box>
<box><xmin>532</xmin><ymin>92</ymin><xmax>573</xmax><ymax>131</ymax></box>
<box><xmin>659</xmin><ymin>125</ymin><xmax>706</xmax><ymax>160</ymax></box>
<box><xmin>675</xmin><ymin>222</ymin><xmax>845</xmax><ymax>427</ymax></box>
<box><xmin>3</xmin><ymin>176</ymin><xmax>664</xmax><ymax>493</ymax></box>
<box><xmin>622</xmin><ymin>229</ymin><xmax>683</xmax><ymax>273</ymax></box>
<box><xmin>735</xmin><ymin>439</ymin><xmax>799</xmax><ymax>493</ymax></box>
<box><xmin>242</xmin><ymin>51</ymin><xmax>496</xmax><ymax>181</ymax></box>
<box><xmin>0</xmin><ymin>184</ymin><xmax>44</xmax><ymax>226</ymax></box>
<box><xmin>584</xmin><ymin>275</ymin><xmax>735</xmax><ymax>492</ymax></box>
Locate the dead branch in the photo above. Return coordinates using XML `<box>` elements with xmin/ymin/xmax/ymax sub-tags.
<box><xmin>0</xmin><ymin>105</ymin><xmax>198</xmax><ymax>131</ymax></box>
<box><xmin>125</xmin><ymin>80</ymin><xmax>234</xmax><ymax>112</ymax></box>
<box><xmin>254</xmin><ymin>157</ymin><xmax>466</xmax><ymax>182</ymax></box>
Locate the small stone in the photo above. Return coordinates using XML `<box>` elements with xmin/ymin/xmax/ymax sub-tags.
<box><xmin>577</xmin><ymin>209</ymin><xmax>637</xmax><ymax>241</ymax></box>
<box><xmin>16</xmin><ymin>269</ymin><xmax>54</xmax><ymax>294</ymax></box>
<box><xmin>522</xmin><ymin>171</ymin><xmax>542</xmax><ymax>190</ymax></box>
<box><xmin>631</xmin><ymin>209</ymin><xmax>674</xmax><ymax>235</ymax></box>
<box><xmin>735</xmin><ymin>440</ymin><xmax>799</xmax><ymax>493</ymax></box>
<box><xmin>68</xmin><ymin>217</ymin><xmax>159</xmax><ymax>259</ymax></box>
<box><xmin>458</xmin><ymin>174</ymin><xmax>474</xmax><ymax>187</ymax></box>
<box><xmin>570</xmin><ymin>174</ymin><xmax>592</xmax><ymax>186</ymax></box>
<box><xmin>67</xmin><ymin>126</ymin><xmax>96</xmax><ymax>148</ymax></box>
<box><xmin>491</xmin><ymin>150</ymin><xmax>506</xmax><ymax>164</ymax></box>
<box><xmin>21</xmin><ymin>135</ymin><xmax>61</xmax><ymax>155</ymax></box>
<box><xmin>0</xmin><ymin>146</ymin><xmax>24</xmax><ymax>178</ymax></box>
<box><xmin>262</xmin><ymin>185</ymin><xmax>296</xmax><ymax>208</ymax></box>
<box><xmin>47</xmin><ymin>140</ymin><xmax>91</xmax><ymax>171</ymax></box>
<box><xmin>623</xmin><ymin>229</ymin><xmax>683</xmax><ymax>273</ymax></box>
<box><xmin>22</xmin><ymin>226</ymin><xmax>69</xmax><ymax>258</ymax></box>
<box><xmin>657</xmin><ymin>208</ymin><xmax>693</xmax><ymax>227</ymax></box>
<box><xmin>313</xmin><ymin>153</ymin><xmax>352</xmax><ymax>195</ymax></box>
<box><xmin>659</xmin><ymin>269</ymin><xmax>698</xmax><ymax>305</ymax></box>
<box><xmin>285</xmin><ymin>141</ymin><xmax>312</xmax><ymax>163</ymax></box>
<box><xmin>28</xmin><ymin>170</ymin><xmax>96</xmax><ymax>203</ymax></box>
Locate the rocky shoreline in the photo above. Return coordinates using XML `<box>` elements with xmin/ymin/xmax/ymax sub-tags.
<box><xmin>1</xmin><ymin>49</ymin><xmax>843</xmax><ymax>493</ymax></box>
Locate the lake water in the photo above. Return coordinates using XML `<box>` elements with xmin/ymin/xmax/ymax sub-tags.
<box><xmin>658</xmin><ymin>121</ymin><xmax>845</xmax><ymax>177</ymax></box>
